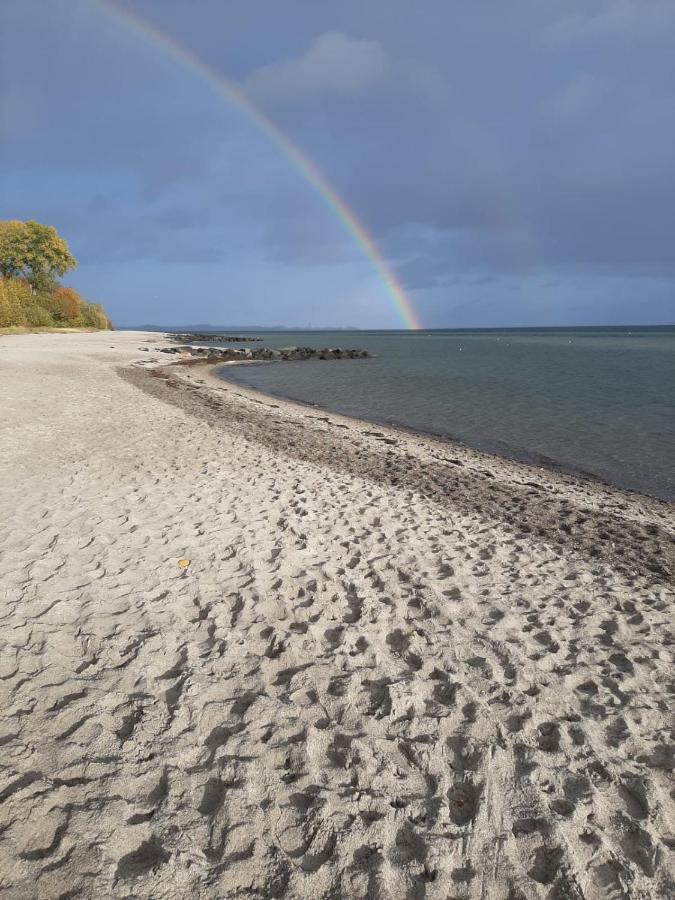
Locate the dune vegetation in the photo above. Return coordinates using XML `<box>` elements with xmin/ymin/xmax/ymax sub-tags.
<box><xmin>0</xmin><ymin>220</ymin><xmax>112</xmax><ymax>331</ymax></box>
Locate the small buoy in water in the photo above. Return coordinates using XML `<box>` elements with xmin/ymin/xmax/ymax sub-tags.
<box><xmin>178</xmin><ymin>559</ymin><xmax>191</xmax><ymax>569</ymax></box>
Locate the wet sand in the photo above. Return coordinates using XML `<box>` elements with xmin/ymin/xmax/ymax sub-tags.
<box><xmin>0</xmin><ymin>331</ymin><xmax>673</xmax><ymax>898</ymax></box>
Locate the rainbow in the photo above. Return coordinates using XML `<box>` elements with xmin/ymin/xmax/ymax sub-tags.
<box><xmin>94</xmin><ymin>0</ymin><xmax>423</xmax><ymax>329</ymax></box>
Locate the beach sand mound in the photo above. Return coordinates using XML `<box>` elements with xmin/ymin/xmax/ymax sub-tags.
<box><xmin>0</xmin><ymin>331</ymin><xmax>673</xmax><ymax>898</ymax></box>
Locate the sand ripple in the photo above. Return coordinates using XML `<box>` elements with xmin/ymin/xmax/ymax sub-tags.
<box><xmin>0</xmin><ymin>332</ymin><xmax>673</xmax><ymax>898</ymax></box>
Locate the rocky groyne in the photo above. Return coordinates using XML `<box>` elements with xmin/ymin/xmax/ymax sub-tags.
<box><xmin>170</xmin><ymin>333</ymin><xmax>263</xmax><ymax>343</ymax></box>
<box><xmin>159</xmin><ymin>345</ymin><xmax>370</xmax><ymax>362</ymax></box>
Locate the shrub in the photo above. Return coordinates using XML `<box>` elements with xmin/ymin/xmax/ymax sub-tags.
<box><xmin>0</xmin><ymin>277</ymin><xmax>112</xmax><ymax>330</ymax></box>
<box><xmin>0</xmin><ymin>278</ymin><xmax>30</xmax><ymax>327</ymax></box>
<box><xmin>23</xmin><ymin>300</ymin><xmax>55</xmax><ymax>328</ymax></box>
<box><xmin>51</xmin><ymin>286</ymin><xmax>82</xmax><ymax>322</ymax></box>
<box><xmin>79</xmin><ymin>301</ymin><xmax>112</xmax><ymax>330</ymax></box>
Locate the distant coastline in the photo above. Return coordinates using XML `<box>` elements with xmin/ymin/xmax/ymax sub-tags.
<box><xmin>117</xmin><ymin>322</ymin><xmax>675</xmax><ymax>335</ymax></box>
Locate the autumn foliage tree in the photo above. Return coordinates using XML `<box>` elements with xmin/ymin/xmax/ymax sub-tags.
<box><xmin>0</xmin><ymin>220</ymin><xmax>112</xmax><ymax>330</ymax></box>
<box><xmin>0</xmin><ymin>220</ymin><xmax>77</xmax><ymax>291</ymax></box>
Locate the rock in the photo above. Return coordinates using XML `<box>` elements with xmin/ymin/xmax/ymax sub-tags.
<box><xmin>163</xmin><ymin>344</ymin><xmax>370</xmax><ymax>364</ymax></box>
<box><xmin>171</xmin><ymin>333</ymin><xmax>263</xmax><ymax>343</ymax></box>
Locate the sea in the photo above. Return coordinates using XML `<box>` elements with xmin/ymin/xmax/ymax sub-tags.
<box><xmin>210</xmin><ymin>326</ymin><xmax>675</xmax><ymax>501</ymax></box>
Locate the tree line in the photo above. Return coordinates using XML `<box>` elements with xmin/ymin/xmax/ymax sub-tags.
<box><xmin>0</xmin><ymin>220</ymin><xmax>112</xmax><ymax>330</ymax></box>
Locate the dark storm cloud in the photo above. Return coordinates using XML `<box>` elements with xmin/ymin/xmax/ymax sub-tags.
<box><xmin>1</xmin><ymin>0</ymin><xmax>674</xmax><ymax>325</ymax></box>
<box><xmin>239</xmin><ymin>5</ymin><xmax>675</xmax><ymax>281</ymax></box>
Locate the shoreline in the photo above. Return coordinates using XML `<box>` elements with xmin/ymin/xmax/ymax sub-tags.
<box><xmin>207</xmin><ymin>359</ymin><xmax>673</xmax><ymax>521</ymax></box>
<box><xmin>124</xmin><ymin>357</ymin><xmax>674</xmax><ymax>583</ymax></box>
<box><xmin>215</xmin><ymin>360</ymin><xmax>660</xmax><ymax>502</ymax></box>
<box><xmin>2</xmin><ymin>331</ymin><xmax>674</xmax><ymax>897</ymax></box>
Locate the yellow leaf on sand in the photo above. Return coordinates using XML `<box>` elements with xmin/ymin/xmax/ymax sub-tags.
<box><xmin>178</xmin><ymin>559</ymin><xmax>191</xmax><ymax>569</ymax></box>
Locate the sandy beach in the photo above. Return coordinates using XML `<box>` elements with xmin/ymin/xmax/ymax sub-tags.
<box><xmin>0</xmin><ymin>330</ymin><xmax>673</xmax><ymax>899</ymax></box>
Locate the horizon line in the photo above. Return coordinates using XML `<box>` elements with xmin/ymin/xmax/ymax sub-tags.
<box><xmin>116</xmin><ymin>322</ymin><xmax>675</xmax><ymax>331</ymax></box>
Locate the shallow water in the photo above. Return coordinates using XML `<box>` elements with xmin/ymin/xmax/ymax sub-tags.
<box><xmin>212</xmin><ymin>327</ymin><xmax>675</xmax><ymax>500</ymax></box>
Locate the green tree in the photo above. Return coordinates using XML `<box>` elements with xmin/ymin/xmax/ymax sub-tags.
<box><xmin>0</xmin><ymin>220</ymin><xmax>77</xmax><ymax>290</ymax></box>
<box><xmin>0</xmin><ymin>221</ymin><xmax>29</xmax><ymax>279</ymax></box>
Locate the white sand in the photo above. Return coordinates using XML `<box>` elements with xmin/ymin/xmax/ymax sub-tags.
<box><xmin>0</xmin><ymin>331</ymin><xmax>673</xmax><ymax>898</ymax></box>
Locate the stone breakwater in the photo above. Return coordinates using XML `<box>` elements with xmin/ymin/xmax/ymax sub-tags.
<box><xmin>159</xmin><ymin>345</ymin><xmax>371</xmax><ymax>362</ymax></box>
<box><xmin>170</xmin><ymin>333</ymin><xmax>263</xmax><ymax>343</ymax></box>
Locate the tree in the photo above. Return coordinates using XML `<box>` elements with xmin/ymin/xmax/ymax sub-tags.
<box><xmin>0</xmin><ymin>220</ymin><xmax>76</xmax><ymax>291</ymax></box>
<box><xmin>0</xmin><ymin>221</ymin><xmax>29</xmax><ymax>279</ymax></box>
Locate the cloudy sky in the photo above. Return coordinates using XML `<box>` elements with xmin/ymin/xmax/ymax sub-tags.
<box><xmin>1</xmin><ymin>0</ymin><xmax>674</xmax><ymax>328</ymax></box>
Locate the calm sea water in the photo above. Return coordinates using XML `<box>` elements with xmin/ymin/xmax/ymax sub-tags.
<box><xmin>213</xmin><ymin>327</ymin><xmax>675</xmax><ymax>501</ymax></box>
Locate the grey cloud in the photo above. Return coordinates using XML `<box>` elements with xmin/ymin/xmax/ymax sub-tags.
<box><xmin>234</xmin><ymin>7</ymin><xmax>675</xmax><ymax>278</ymax></box>
<box><xmin>546</xmin><ymin>0</ymin><xmax>675</xmax><ymax>44</ymax></box>
<box><xmin>2</xmin><ymin>0</ymin><xmax>675</xmax><ymax>326</ymax></box>
<box><xmin>244</xmin><ymin>31</ymin><xmax>445</xmax><ymax>117</ymax></box>
<box><xmin>539</xmin><ymin>74</ymin><xmax>609</xmax><ymax>129</ymax></box>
